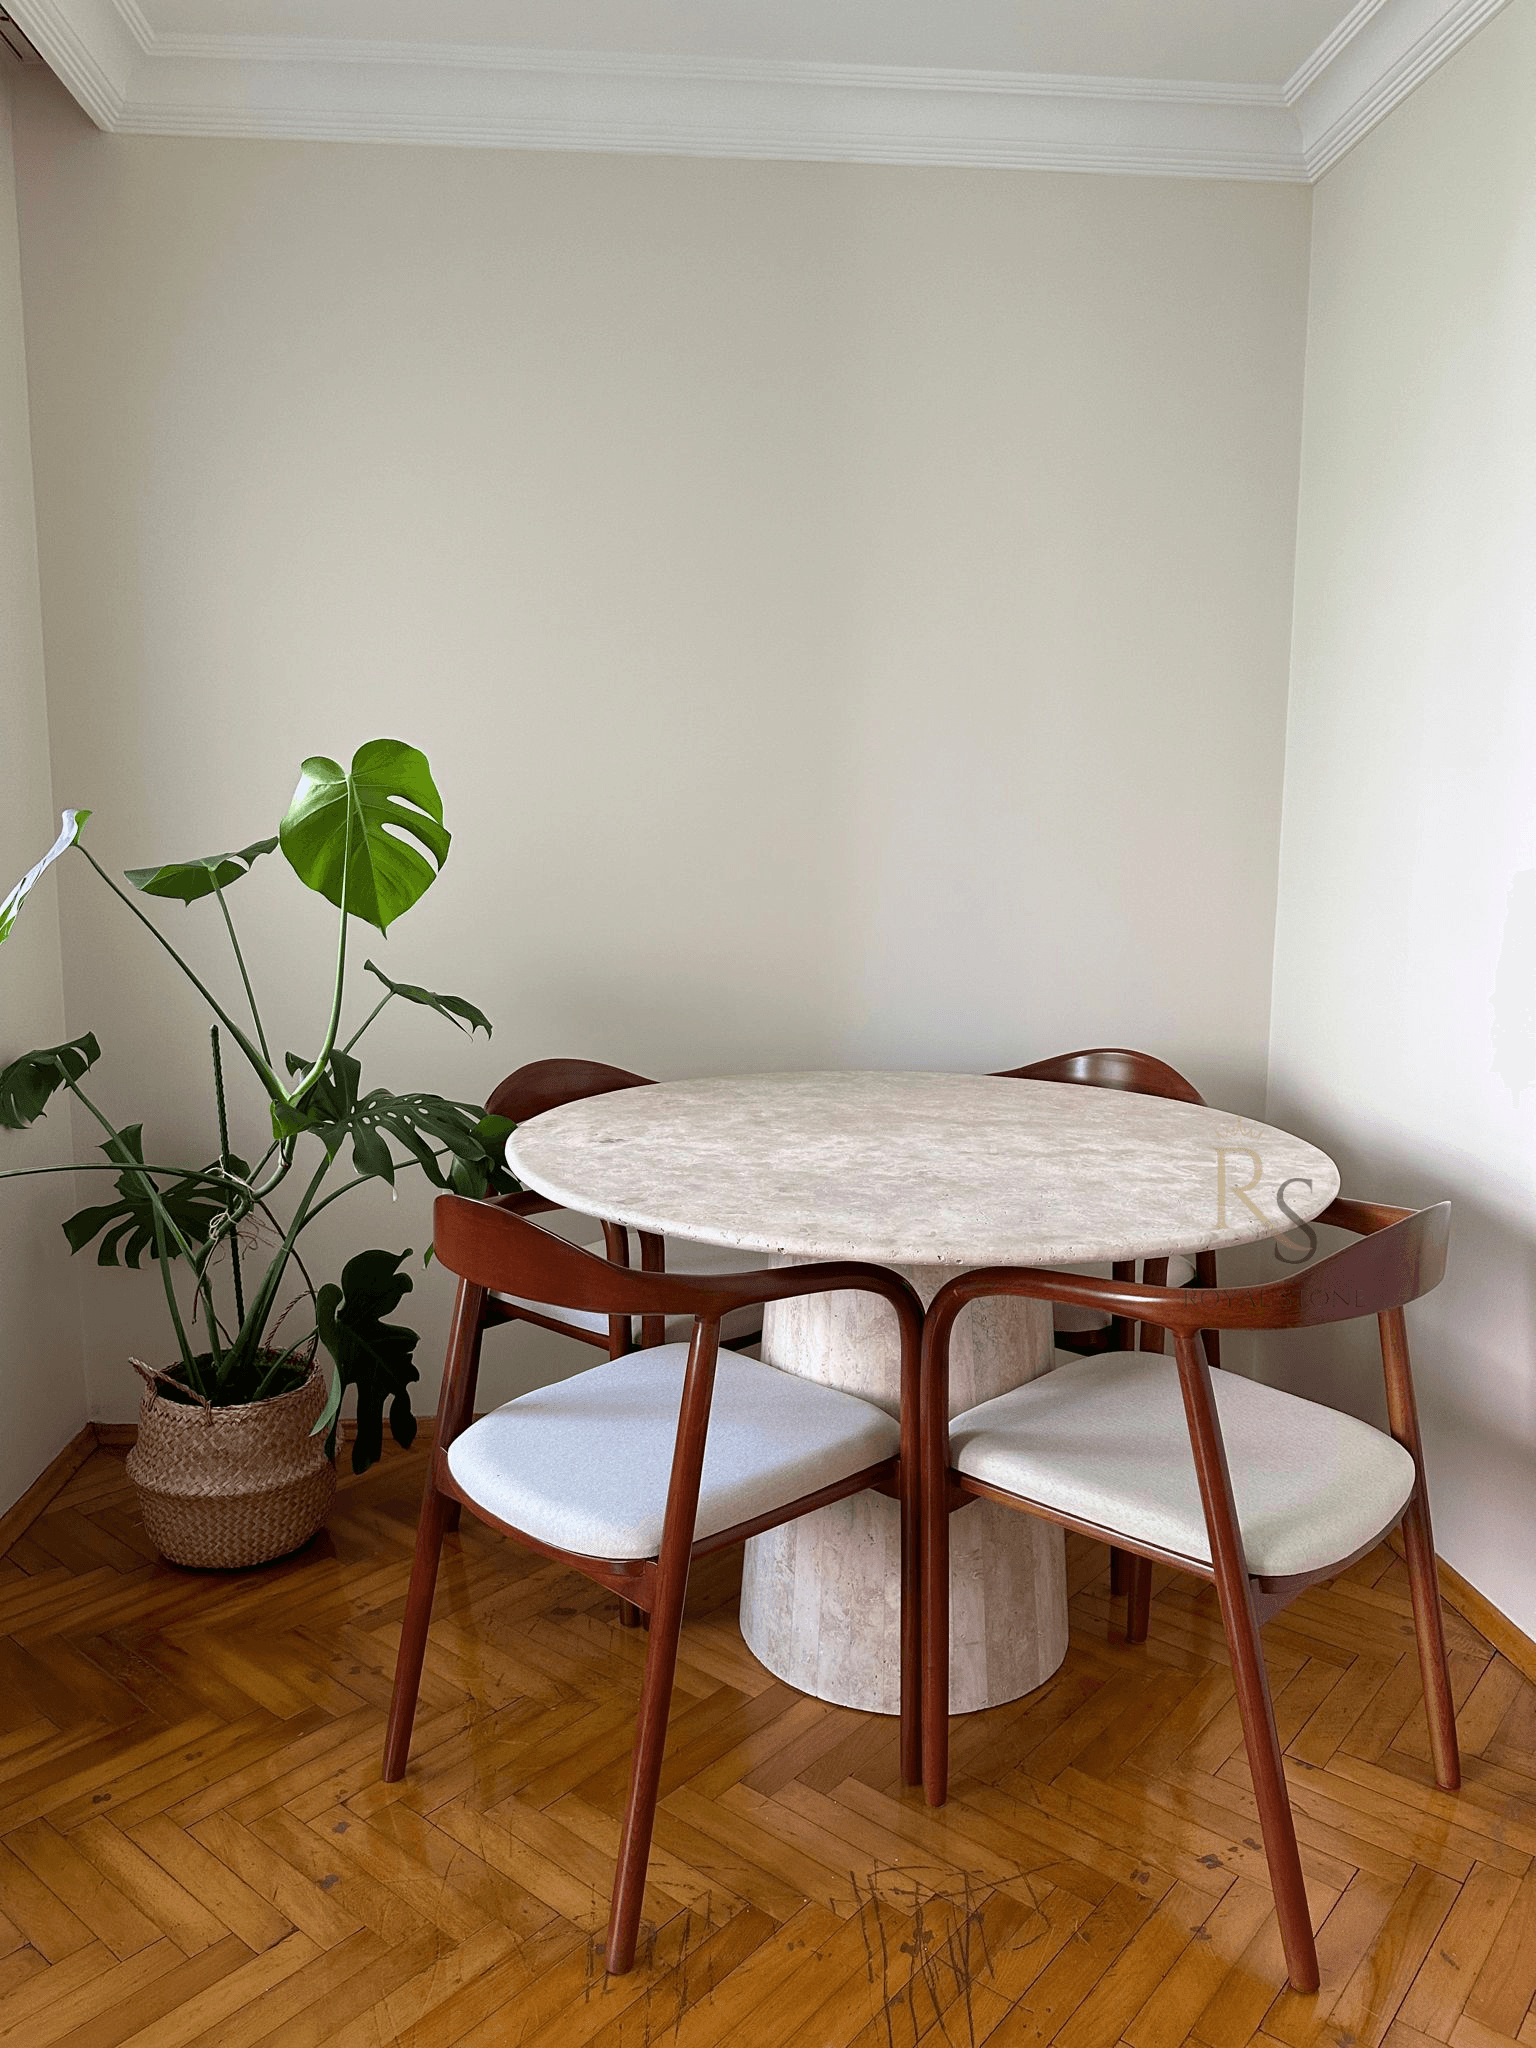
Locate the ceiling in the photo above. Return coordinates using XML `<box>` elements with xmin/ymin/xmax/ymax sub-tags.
<box><xmin>6</xmin><ymin>0</ymin><xmax>1514</xmax><ymax>180</ymax></box>
<box><xmin>132</xmin><ymin>2</ymin><xmax>1364</xmax><ymax>85</ymax></box>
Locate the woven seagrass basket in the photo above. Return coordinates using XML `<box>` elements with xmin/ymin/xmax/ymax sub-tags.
<box><xmin>125</xmin><ymin>1359</ymin><xmax>337</xmax><ymax>1569</ymax></box>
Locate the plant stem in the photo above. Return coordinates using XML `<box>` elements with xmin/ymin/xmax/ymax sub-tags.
<box><xmin>339</xmin><ymin>991</ymin><xmax>391</xmax><ymax>1055</ymax></box>
<box><xmin>0</xmin><ymin>1160</ymin><xmax>209</xmax><ymax>1182</ymax></box>
<box><xmin>213</xmin><ymin>882</ymin><xmax>271</xmax><ymax>1063</ymax></box>
<box><xmin>224</xmin><ymin>1146</ymin><xmax>333</xmax><ymax>1386</ymax></box>
<box><xmin>250</xmin><ymin>1138</ymin><xmax>295</xmax><ymax>1201</ymax></box>
<box><xmin>82</xmin><ymin>849</ymin><xmax>286</xmax><ymax>1105</ymax></box>
<box><xmin>302</xmin><ymin>1168</ymin><xmax>391</xmax><ymax>1222</ymax></box>
<box><xmin>148</xmin><ymin>1195</ymin><xmax>199</xmax><ymax>1382</ymax></box>
<box><xmin>210</xmin><ymin>1026</ymin><xmax>245</xmax><ymax>1329</ymax></box>
<box><xmin>287</xmin><ymin>820</ymin><xmax>351</xmax><ymax>1106</ymax></box>
<box><xmin>251</xmin><ymin>1335</ymin><xmax>314</xmax><ymax>1402</ymax></box>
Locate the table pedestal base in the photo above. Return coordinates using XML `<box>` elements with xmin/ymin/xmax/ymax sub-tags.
<box><xmin>738</xmin><ymin>1265</ymin><xmax>1070</xmax><ymax>1714</ymax></box>
<box><xmin>740</xmin><ymin>1492</ymin><xmax>1067</xmax><ymax>1714</ymax></box>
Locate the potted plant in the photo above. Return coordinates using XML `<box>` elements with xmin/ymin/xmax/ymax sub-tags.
<box><xmin>0</xmin><ymin>740</ymin><xmax>515</xmax><ymax>1567</ymax></box>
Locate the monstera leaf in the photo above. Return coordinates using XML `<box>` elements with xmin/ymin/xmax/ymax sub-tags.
<box><xmin>62</xmin><ymin>1126</ymin><xmax>230</xmax><ymax>1267</ymax></box>
<box><xmin>0</xmin><ymin>1035</ymin><xmax>101</xmax><ymax>1130</ymax></box>
<box><xmin>125</xmin><ymin>838</ymin><xmax>278</xmax><ymax>905</ymax></box>
<box><xmin>363</xmin><ymin>960</ymin><xmax>491</xmax><ymax>1037</ymax></box>
<box><xmin>313</xmin><ymin>1247</ymin><xmax>420</xmax><ymax>1474</ymax></box>
<box><xmin>275</xmin><ymin>1048</ymin><xmax>514</xmax><ymax>1193</ymax></box>
<box><xmin>0</xmin><ymin>810</ymin><xmax>90</xmax><ymax>947</ymax></box>
<box><xmin>279</xmin><ymin>741</ymin><xmax>450</xmax><ymax>932</ymax></box>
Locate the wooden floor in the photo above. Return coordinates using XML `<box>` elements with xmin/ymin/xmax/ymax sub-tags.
<box><xmin>1</xmin><ymin>1447</ymin><xmax>1534</xmax><ymax>2048</ymax></box>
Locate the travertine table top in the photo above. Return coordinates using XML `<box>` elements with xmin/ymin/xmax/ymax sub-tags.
<box><xmin>506</xmin><ymin>1071</ymin><xmax>1339</xmax><ymax>1267</ymax></box>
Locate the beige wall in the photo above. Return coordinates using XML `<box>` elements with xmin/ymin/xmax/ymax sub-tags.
<box><xmin>0</xmin><ymin>57</ymin><xmax>87</xmax><ymax>1511</ymax></box>
<box><xmin>11</xmin><ymin>69</ymin><xmax>1311</xmax><ymax>1423</ymax></box>
<box><xmin>1268</xmin><ymin>0</ymin><xmax>1536</xmax><ymax>1634</ymax></box>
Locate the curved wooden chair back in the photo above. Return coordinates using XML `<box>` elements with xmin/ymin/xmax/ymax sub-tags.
<box><xmin>485</xmin><ymin>1056</ymin><xmax>652</xmax><ymax>1124</ymax></box>
<box><xmin>994</xmin><ymin>1046</ymin><xmax>1206</xmax><ymax>1105</ymax></box>
<box><xmin>435</xmin><ymin>1192</ymin><xmax>918</xmax><ymax>1328</ymax></box>
<box><xmin>926</xmin><ymin>1198</ymin><xmax>1450</xmax><ymax>1339</ymax></box>
<box><xmin>993</xmin><ymin>1047</ymin><xmax>1213</xmax><ymax>1366</ymax></box>
<box><xmin>481</xmin><ymin>1058</ymin><xmax>658</xmax><ymax>1360</ymax></box>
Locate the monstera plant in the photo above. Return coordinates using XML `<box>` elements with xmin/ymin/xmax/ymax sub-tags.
<box><xmin>0</xmin><ymin>743</ymin><xmax>514</xmax><ymax>1538</ymax></box>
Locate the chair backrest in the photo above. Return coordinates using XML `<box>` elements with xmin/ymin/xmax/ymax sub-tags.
<box><xmin>435</xmin><ymin>1193</ymin><xmax>921</xmax><ymax>1327</ymax></box>
<box><xmin>994</xmin><ymin>1046</ymin><xmax>1205</xmax><ymax>1106</ymax></box>
<box><xmin>486</xmin><ymin>1058</ymin><xmax>652</xmax><ymax>1125</ymax></box>
<box><xmin>1176</xmin><ymin>1199</ymin><xmax>1450</xmax><ymax>1332</ymax></box>
<box><xmin>931</xmin><ymin>1199</ymin><xmax>1450</xmax><ymax>1338</ymax></box>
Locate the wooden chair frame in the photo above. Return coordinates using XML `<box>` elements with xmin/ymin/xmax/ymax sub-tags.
<box><xmin>383</xmin><ymin>1193</ymin><xmax>924</xmax><ymax>1975</ymax></box>
<box><xmin>483</xmin><ymin>1059</ymin><xmax>660</xmax><ymax>1362</ymax></box>
<box><xmin>996</xmin><ymin>1047</ymin><xmax>1222</xmax><ymax>1633</ymax></box>
<box><xmin>482</xmin><ymin>1057</ymin><xmax>766</xmax><ymax>1371</ymax></box>
<box><xmin>918</xmin><ymin>1195</ymin><xmax>1457</xmax><ymax>1995</ymax></box>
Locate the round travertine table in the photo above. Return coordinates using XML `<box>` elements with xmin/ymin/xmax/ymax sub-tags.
<box><xmin>507</xmin><ymin>1071</ymin><xmax>1339</xmax><ymax>1715</ymax></box>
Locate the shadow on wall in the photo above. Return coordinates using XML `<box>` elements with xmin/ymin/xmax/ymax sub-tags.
<box><xmin>1493</xmin><ymin>869</ymin><xmax>1536</xmax><ymax>1101</ymax></box>
<box><xmin>1246</xmin><ymin>1121</ymin><xmax>1536</xmax><ymax>1622</ymax></box>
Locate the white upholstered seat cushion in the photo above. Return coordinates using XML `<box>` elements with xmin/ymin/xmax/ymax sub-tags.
<box><xmin>950</xmin><ymin>1353</ymin><xmax>1415</xmax><ymax>1580</ymax></box>
<box><xmin>447</xmin><ymin>1343</ymin><xmax>900</xmax><ymax>1559</ymax></box>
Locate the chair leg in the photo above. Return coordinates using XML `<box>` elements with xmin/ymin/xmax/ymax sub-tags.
<box><xmin>1400</xmin><ymin>1495</ymin><xmax>1461</xmax><ymax>1791</ymax></box>
<box><xmin>1109</xmin><ymin>1546</ymin><xmax>1125</xmax><ymax>1596</ymax></box>
<box><xmin>441</xmin><ymin>1500</ymin><xmax>461</xmax><ymax>1534</ymax></box>
<box><xmin>920</xmin><ymin>1477</ymin><xmax>952</xmax><ymax>1808</ymax></box>
<box><xmin>382</xmin><ymin>1479</ymin><xmax>453</xmax><ymax>1782</ymax></box>
<box><xmin>605</xmin><ymin>1563</ymin><xmax>689</xmax><ymax>1972</ymax></box>
<box><xmin>900</xmin><ymin>1444</ymin><xmax>923</xmax><ymax>1788</ymax></box>
<box><xmin>617</xmin><ymin>1598</ymin><xmax>645</xmax><ymax>1630</ymax></box>
<box><xmin>1213</xmin><ymin>1572</ymin><xmax>1318</xmax><ymax>1993</ymax></box>
<box><xmin>1125</xmin><ymin>1555</ymin><xmax>1152</xmax><ymax>1644</ymax></box>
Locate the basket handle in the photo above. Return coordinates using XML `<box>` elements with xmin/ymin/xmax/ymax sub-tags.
<box><xmin>130</xmin><ymin>1357</ymin><xmax>214</xmax><ymax>1421</ymax></box>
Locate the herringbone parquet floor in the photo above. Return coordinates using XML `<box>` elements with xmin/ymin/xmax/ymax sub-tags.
<box><xmin>1</xmin><ymin>1442</ymin><xmax>1534</xmax><ymax>2048</ymax></box>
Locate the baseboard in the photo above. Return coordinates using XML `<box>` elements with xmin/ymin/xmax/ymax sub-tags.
<box><xmin>0</xmin><ymin>1424</ymin><xmax>99</xmax><ymax>1558</ymax></box>
<box><xmin>1387</xmin><ymin>1528</ymin><xmax>1536</xmax><ymax>1688</ymax></box>
<box><xmin>83</xmin><ymin>1418</ymin><xmax>421</xmax><ymax>1450</ymax></box>
<box><xmin>1436</xmin><ymin>1556</ymin><xmax>1536</xmax><ymax>1689</ymax></box>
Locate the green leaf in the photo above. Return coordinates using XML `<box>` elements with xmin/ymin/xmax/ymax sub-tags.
<box><xmin>0</xmin><ymin>811</ymin><xmax>90</xmax><ymax>947</ymax></box>
<box><xmin>0</xmin><ymin>1034</ymin><xmax>101</xmax><ymax>1131</ymax></box>
<box><xmin>275</xmin><ymin>1049</ymin><xmax>517</xmax><ymax>1197</ymax></box>
<box><xmin>313</xmin><ymin>1247</ymin><xmax>419</xmax><ymax>1475</ymax></box>
<box><xmin>279</xmin><ymin>741</ymin><xmax>450</xmax><ymax>933</ymax></box>
<box><xmin>363</xmin><ymin>959</ymin><xmax>491</xmax><ymax>1037</ymax></box>
<box><xmin>453</xmin><ymin>1114</ymin><xmax>521</xmax><ymax>1200</ymax></box>
<box><xmin>274</xmin><ymin>1047</ymin><xmax>361</xmax><ymax>1151</ymax></box>
<box><xmin>61</xmin><ymin>1126</ymin><xmax>230</xmax><ymax>1269</ymax></box>
<box><xmin>124</xmin><ymin>837</ymin><xmax>278</xmax><ymax>905</ymax></box>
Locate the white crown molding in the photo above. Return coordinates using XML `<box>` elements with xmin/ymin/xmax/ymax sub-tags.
<box><xmin>1</xmin><ymin>0</ymin><xmax>1516</xmax><ymax>182</ymax></box>
<box><xmin>1289</xmin><ymin>0</ymin><xmax>1515</xmax><ymax>173</ymax></box>
<box><xmin>6</xmin><ymin>0</ymin><xmax>130</xmax><ymax>124</ymax></box>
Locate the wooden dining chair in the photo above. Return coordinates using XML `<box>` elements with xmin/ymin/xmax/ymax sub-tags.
<box><xmin>996</xmin><ymin>1047</ymin><xmax>1221</xmax><ymax>1630</ymax></box>
<box><xmin>485</xmin><ymin>1057</ymin><xmax>765</xmax><ymax>1358</ymax></box>
<box><xmin>994</xmin><ymin>1047</ymin><xmax>1217</xmax><ymax>1350</ymax></box>
<box><xmin>917</xmin><ymin>1196</ymin><xmax>1457</xmax><ymax>1995</ymax></box>
<box><xmin>383</xmin><ymin>1193</ymin><xmax>924</xmax><ymax>1975</ymax></box>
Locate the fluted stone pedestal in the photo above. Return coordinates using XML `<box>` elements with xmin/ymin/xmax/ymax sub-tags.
<box><xmin>738</xmin><ymin>1266</ymin><xmax>1070</xmax><ymax>1713</ymax></box>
